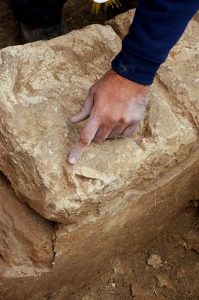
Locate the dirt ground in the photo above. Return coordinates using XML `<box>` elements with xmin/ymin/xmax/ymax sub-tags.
<box><xmin>69</xmin><ymin>205</ymin><xmax>199</xmax><ymax>300</ymax></box>
<box><xmin>0</xmin><ymin>1</ymin><xmax>199</xmax><ymax>300</ymax></box>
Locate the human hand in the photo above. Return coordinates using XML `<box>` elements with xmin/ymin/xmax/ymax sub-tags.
<box><xmin>68</xmin><ymin>69</ymin><xmax>150</xmax><ymax>165</ymax></box>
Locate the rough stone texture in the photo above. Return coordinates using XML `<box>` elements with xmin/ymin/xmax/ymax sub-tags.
<box><xmin>1</xmin><ymin>155</ymin><xmax>199</xmax><ymax>300</ymax></box>
<box><xmin>0</xmin><ymin>24</ymin><xmax>121</xmax><ymax>223</ymax></box>
<box><xmin>0</xmin><ymin>19</ymin><xmax>198</xmax><ymax>225</ymax></box>
<box><xmin>0</xmin><ymin>172</ymin><xmax>54</xmax><ymax>276</ymax></box>
<box><xmin>106</xmin><ymin>8</ymin><xmax>135</xmax><ymax>38</ymax></box>
<box><xmin>157</xmin><ymin>17</ymin><xmax>199</xmax><ymax>130</ymax></box>
<box><xmin>0</xmin><ymin>12</ymin><xmax>199</xmax><ymax>300</ymax></box>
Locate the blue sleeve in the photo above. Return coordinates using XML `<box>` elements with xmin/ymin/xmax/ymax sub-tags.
<box><xmin>112</xmin><ymin>0</ymin><xmax>199</xmax><ymax>85</ymax></box>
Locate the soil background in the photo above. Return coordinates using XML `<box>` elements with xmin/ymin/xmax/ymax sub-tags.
<box><xmin>0</xmin><ymin>1</ymin><xmax>198</xmax><ymax>299</ymax></box>
<box><xmin>68</xmin><ymin>206</ymin><xmax>199</xmax><ymax>300</ymax></box>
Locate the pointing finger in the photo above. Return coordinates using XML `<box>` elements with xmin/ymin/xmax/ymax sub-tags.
<box><xmin>68</xmin><ymin>117</ymin><xmax>100</xmax><ymax>164</ymax></box>
<box><xmin>71</xmin><ymin>92</ymin><xmax>94</xmax><ymax>123</ymax></box>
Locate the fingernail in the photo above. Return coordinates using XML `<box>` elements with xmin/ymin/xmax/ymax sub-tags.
<box><xmin>71</xmin><ymin>116</ymin><xmax>76</xmax><ymax>122</ymax></box>
<box><xmin>71</xmin><ymin>117</ymin><xmax>75</xmax><ymax>122</ymax></box>
<box><xmin>68</xmin><ymin>157</ymin><xmax>76</xmax><ymax>165</ymax></box>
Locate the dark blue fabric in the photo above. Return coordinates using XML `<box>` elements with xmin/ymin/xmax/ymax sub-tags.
<box><xmin>112</xmin><ymin>0</ymin><xmax>199</xmax><ymax>85</ymax></box>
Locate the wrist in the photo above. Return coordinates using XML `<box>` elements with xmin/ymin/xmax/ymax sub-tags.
<box><xmin>108</xmin><ymin>69</ymin><xmax>151</xmax><ymax>96</ymax></box>
<box><xmin>112</xmin><ymin>47</ymin><xmax>160</xmax><ymax>85</ymax></box>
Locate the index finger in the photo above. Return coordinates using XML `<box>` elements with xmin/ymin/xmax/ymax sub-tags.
<box><xmin>68</xmin><ymin>117</ymin><xmax>100</xmax><ymax>165</ymax></box>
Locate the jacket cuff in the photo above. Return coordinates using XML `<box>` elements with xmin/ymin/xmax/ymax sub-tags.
<box><xmin>112</xmin><ymin>47</ymin><xmax>161</xmax><ymax>85</ymax></box>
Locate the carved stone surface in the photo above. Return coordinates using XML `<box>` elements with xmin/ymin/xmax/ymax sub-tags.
<box><xmin>0</xmin><ymin>13</ymin><xmax>198</xmax><ymax>300</ymax></box>
<box><xmin>0</xmin><ymin>24</ymin><xmax>121</xmax><ymax>223</ymax></box>
<box><xmin>0</xmin><ymin>20</ymin><xmax>198</xmax><ymax>224</ymax></box>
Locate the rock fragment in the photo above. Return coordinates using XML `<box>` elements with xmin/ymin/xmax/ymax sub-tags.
<box><xmin>106</xmin><ymin>9</ymin><xmax>135</xmax><ymax>38</ymax></box>
<box><xmin>147</xmin><ymin>254</ymin><xmax>162</xmax><ymax>269</ymax></box>
<box><xmin>185</xmin><ymin>230</ymin><xmax>199</xmax><ymax>254</ymax></box>
<box><xmin>155</xmin><ymin>274</ymin><xmax>176</xmax><ymax>290</ymax></box>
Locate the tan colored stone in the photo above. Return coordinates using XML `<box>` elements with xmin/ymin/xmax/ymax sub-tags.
<box><xmin>0</xmin><ymin>21</ymin><xmax>198</xmax><ymax>224</ymax></box>
<box><xmin>157</xmin><ymin>18</ymin><xmax>199</xmax><ymax>130</ymax></box>
<box><xmin>106</xmin><ymin>9</ymin><xmax>135</xmax><ymax>38</ymax></box>
<box><xmin>147</xmin><ymin>254</ymin><xmax>162</xmax><ymax>269</ymax></box>
<box><xmin>0</xmin><ymin>13</ymin><xmax>199</xmax><ymax>300</ymax></box>
<box><xmin>0</xmin><ymin>172</ymin><xmax>54</xmax><ymax>277</ymax></box>
<box><xmin>0</xmin><ymin>24</ymin><xmax>121</xmax><ymax>223</ymax></box>
<box><xmin>155</xmin><ymin>274</ymin><xmax>176</xmax><ymax>290</ymax></box>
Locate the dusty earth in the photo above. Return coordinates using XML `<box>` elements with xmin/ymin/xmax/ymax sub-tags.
<box><xmin>69</xmin><ymin>206</ymin><xmax>199</xmax><ymax>300</ymax></box>
<box><xmin>0</xmin><ymin>1</ymin><xmax>198</xmax><ymax>299</ymax></box>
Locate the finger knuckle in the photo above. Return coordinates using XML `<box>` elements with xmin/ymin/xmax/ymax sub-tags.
<box><xmin>119</xmin><ymin>117</ymin><xmax>128</xmax><ymax>125</ymax></box>
<box><xmin>104</xmin><ymin>115</ymin><xmax>117</xmax><ymax>125</ymax></box>
<box><xmin>79</xmin><ymin>135</ymin><xmax>89</xmax><ymax>147</ymax></box>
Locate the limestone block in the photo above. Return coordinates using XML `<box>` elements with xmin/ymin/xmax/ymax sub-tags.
<box><xmin>106</xmin><ymin>9</ymin><xmax>135</xmax><ymax>38</ymax></box>
<box><xmin>0</xmin><ymin>13</ymin><xmax>199</xmax><ymax>300</ymax></box>
<box><xmin>0</xmin><ymin>22</ymin><xmax>198</xmax><ymax>225</ymax></box>
<box><xmin>0</xmin><ymin>24</ymin><xmax>121</xmax><ymax>223</ymax></box>
<box><xmin>157</xmin><ymin>18</ymin><xmax>199</xmax><ymax>130</ymax></box>
<box><xmin>1</xmin><ymin>153</ymin><xmax>199</xmax><ymax>300</ymax></box>
<box><xmin>0</xmin><ymin>172</ymin><xmax>54</xmax><ymax>277</ymax></box>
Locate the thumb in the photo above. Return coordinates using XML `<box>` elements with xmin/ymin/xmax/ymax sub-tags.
<box><xmin>71</xmin><ymin>91</ymin><xmax>94</xmax><ymax>123</ymax></box>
